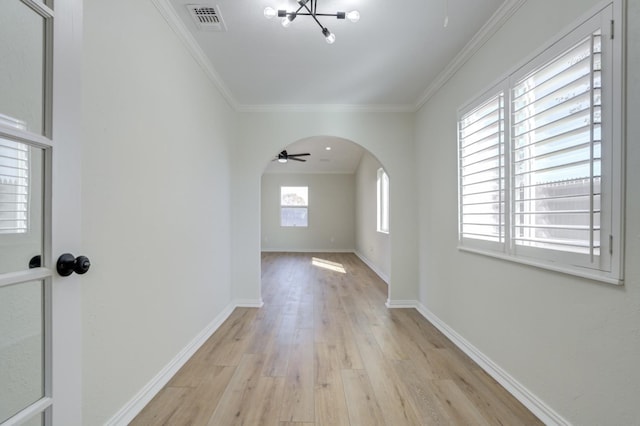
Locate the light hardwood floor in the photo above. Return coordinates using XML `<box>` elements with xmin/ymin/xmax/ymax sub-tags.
<box><xmin>132</xmin><ymin>252</ymin><xmax>542</xmax><ymax>425</ymax></box>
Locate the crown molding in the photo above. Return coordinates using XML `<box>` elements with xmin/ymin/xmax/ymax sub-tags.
<box><xmin>151</xmin><ymin>0</ymin><xmax>239</xmax><ymax>110</ymax></box>
<box><xmin>263</xmin><ymin>169</ymin><xmax>359</xmax><ymax>175</ymax></box>
<box><xmin>237</xmin><ymin>103</ymin><xmax>417</xmax><ymax>113</ymax></box>
<box><xmin>414</xmin><ymin>0</ymin><xmax>527</xmax><ymax>109</ymax></box>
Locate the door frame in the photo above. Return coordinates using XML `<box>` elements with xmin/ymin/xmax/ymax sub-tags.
<box><xmin>0</xmin><ymin>0</ymin><xmax>84</xmax><ymax>424</ymax></box>
<box><xmin>50</xmin><ymin>0</ymin><xmax>83</xmax><ymax>424</ymax></box>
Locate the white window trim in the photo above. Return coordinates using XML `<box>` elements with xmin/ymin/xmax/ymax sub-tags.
<box><xmin>377</xmin><ymin>168</ymin><xmax>389</xmax><ymax>234</ymax></box>
<box><xmin>457</xmin><ymin>0</ymin><xmax>625</xmax><ymax>285</ymax></box>
<box><xmin>280</xmin><ymin>186</ymin><xmax>309</xmax><ymax>228</ymax></box>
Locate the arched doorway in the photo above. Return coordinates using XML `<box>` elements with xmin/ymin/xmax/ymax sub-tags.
<box><xmin>259</xmin><ymin>135</ymin><xmax>391</xmax><ymax>302</ymax></box>
<box><xmin>230</xmin><ymin>111</ymin><xmax>417</xmax><ymax>310</ymax></box>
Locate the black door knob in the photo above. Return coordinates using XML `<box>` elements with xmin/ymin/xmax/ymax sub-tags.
<box><xmin>57</xmin><ymin>253</ymin><xmax>91</xmax><ymax>276</ymax></box>
<box><xmin>29</xmin><ymin>255</ymin><xmax>42</xmax><ymax>269</ymax></box>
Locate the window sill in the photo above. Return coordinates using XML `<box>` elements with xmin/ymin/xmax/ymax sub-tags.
<box><xmin>457</xmin><ymin>246</ymin><xmax>623</xmax><ymax>286</ymax></box>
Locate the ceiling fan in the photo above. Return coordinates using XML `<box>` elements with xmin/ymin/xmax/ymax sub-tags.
<box><xmin>275</xmin><ymin>150</ymin><xmax>311</xmax><ymax>163</ymax></box>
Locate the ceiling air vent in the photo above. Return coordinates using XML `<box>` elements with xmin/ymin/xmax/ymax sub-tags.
<box><xmin>187</xmin><ymin>5</ymin><xmax>226</xmax><ymax>31</ymax></box>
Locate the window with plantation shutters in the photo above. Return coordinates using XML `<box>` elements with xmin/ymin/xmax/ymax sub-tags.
<box><xmin>459</xmin><ymin>92</ymin><xmax>505</xmax><ymax>248</ymax></box>
<box><xmin>512</xmin><ymin>30</ymin><xmax>603</xmax><ymax>263</ymax></box>
<box><xmin>0</xmin><ymin>139</ymin><xmax>29</xmax><ymax>234</ymax></box>
<box><xmin>457</xmin><ymin>3</ymin><xmax>624</xmax><ymax>284</ymax></box>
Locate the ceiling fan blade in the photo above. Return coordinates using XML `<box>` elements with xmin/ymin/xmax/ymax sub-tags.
<box><xmin>288</xmin><ymin>153</ymin><xmax>310</xmax><ymax>157</ymax></box>
<box><xmin>289</xmin><ymin>157</ymin><xmax>307</xmax><ymax>162</ymax></box>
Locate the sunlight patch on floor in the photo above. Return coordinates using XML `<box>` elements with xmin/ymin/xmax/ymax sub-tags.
<box><xmin>312</xmin><ymin>257</ymin><xmax>346</xmax><ymax>274</ymax></box>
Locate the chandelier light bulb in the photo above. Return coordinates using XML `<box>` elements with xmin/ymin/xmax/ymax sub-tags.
<box><xmin>265</xmin><ymin>3</ymin><xmax>360</xmax><ymax>43</ymax></box>
<box><xmin>264</xmin><ymin>7</ymin><xmax>276</xmax><ymax>19</ymax></box>
<box><xmin>322</xmin><ymin>28</ymin><xmax>336</xmax><ymax>44</ymax></box>
<box><xmin>346</xmin><ymin>10</ymin><xmax>360</xmax><ymax>23</ymax></box>
<box><xmin>281</xmin><ymin>15</ymin><xmax>294</xmax><ymax>28</ymax></box>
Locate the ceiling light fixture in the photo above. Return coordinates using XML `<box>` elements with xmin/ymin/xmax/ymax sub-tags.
<box><xmin>264</xmin><ymin>0</ymin><xmax>360</xmax><ymax>44</ymax></box>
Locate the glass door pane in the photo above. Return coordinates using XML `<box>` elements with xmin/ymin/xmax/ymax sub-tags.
<box><xmin>0</xmin><ymin>280</ymin><xmax>44</xmax><ymax>423</ymax></box>
<box><xmin>0</xmin><ymin>140</ymin><xmax>44</xmax><ymax>275</ymax></box>
<box><xmin>0</xmin><ymin>1</ymin><xmax>54</xmax><ymax>424</ymax></box>
<box><xmin>0</xmin><ymin>1</ymin><xmax>46</xmax><ymax>135</ymax></box>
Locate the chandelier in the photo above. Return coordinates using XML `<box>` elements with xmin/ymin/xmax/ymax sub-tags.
<box><xmin>264</xmin><ymin>0</ymin><xmax>360</xmax><ymax>44</ymax></box>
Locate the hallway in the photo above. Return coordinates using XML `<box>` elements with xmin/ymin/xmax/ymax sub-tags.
<box><xmin>132</xmin><ymin>252</ymin><xmax>541</xmax><ymax>425</ymax></box>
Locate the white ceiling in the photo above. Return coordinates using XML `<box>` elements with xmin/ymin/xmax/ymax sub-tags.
<box><xmin>167</xmin><ymin>0</ymin><xmax>505</xmax><ymax>109</ymax></box>
<box><xmin>161</xmin><ymin>0</ymin><xmax>506</xmax><ymax>172</ymax></box>
<box><xmin>263</xmin><ymin>136</ymin><xmax>365</xmax><ymax>174</ymax></box>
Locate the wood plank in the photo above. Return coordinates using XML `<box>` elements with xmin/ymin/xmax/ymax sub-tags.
<box><xmin>349</xmin><ymin>325</ymin><xmax>422</xmax><ymax>425</ymax></box>
<box><xmin>130</xmin><ymin>387</ymin><xmax>190</xmax><ymax>425</ymax></box>
<box><xmin>241</xmin><ymin>376</ymin><xmax>286</xmax><ymax>426</ymax></box>
<box><xmin>431</xmin><ymin>379</ymin><xmax>492</xmax><ymax>426</ymax></box>
<box><xmin>370</xmin><ymin>322</ymin><xmax>409</xmax><ymax>361</ymax></box>
<box><xmin>341</xmin><ymin>369</ymin><xmax>385</xmax><ymax>426</ymax></box>
<box><xmin>160</xmin><ymin>366</ymin><xmax>236</xmax><ymax>425</ymax></box>
<box><xmin>279</xmin><ymin>328</ymin><xmax>315</xmax><ymax>423</ymax></box>
<box><xmin>246</xmin><ymin>305</ymin><xmax>282</xmax><ymax>354</ymax></box>
<box><xmin>207</xmin><ymin>354</ymin><xmax>264</xmax><ymax>425</ymax></box>
<box><xmin>196</xmin><ymin>308</ymin><xmax>259</xmax><ymax>367</ymax></box>
<box><xmin>392</xmin><ymin>359</ymin><xmax>452</xmax><ymax>425</ymax></box>
<box><xmin>262</xmin><ymin>313</ymin><xmax>296</xmax><ymax>377</ymax></box>
<box><xmin>314</xmin><ymin>343</ymin><xmax>350</xmax><ymax>426</ymax></box>
<box><xmin>466</xmin><ymin>366</ymin><xmax>543</xmax><ymax>424</ymax></box>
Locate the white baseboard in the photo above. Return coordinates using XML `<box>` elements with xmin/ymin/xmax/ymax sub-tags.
<box><xmin>233</xmin><ymin>299</ymin><xmax>264</xmax><ymax>308</ymax></box>
<box><xmin>354</xmin><ymin>250</ymin><xmax>390</xmax><ymax>284</ymax></box>
<box><xmin>105</xmin><ymin>302</ymin><xmax>238</xmax><ymax>426</ymax></box>
<box><xmin>385</xmin><ymin>299</ymin><xmax>417</xmax><ymax>308</ymax></box>
<box><xmin>414</xmin><ymin>302</ymin><xmax>569</xmax><ymax>426</ymax></box>
<box><xmin>261</xmin><ymin>248</ymin><xmax>354</xmax><ymax>253</ymax></box>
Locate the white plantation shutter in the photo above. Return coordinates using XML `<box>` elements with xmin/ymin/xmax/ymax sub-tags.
<box><xmin>457</xmin><ymin>3</ymin><xmax>623</xmax><ymax>283</ymax></box>
<box><xmin>511</xmin><ymin>29</ymin><xmax>604</xmax><ymax>265</ymax></box>
<box><xmin>458</xmin><ymin>92</ymin><xmax>505</xmax><ymax>248</ymax></box>
<box><xmin>0</xmin><ymin>139</ymin><xmax>29</xmax><ymax>234</ymax></box>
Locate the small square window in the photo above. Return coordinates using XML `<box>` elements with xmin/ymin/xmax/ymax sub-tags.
<box><xmin>281</xmin><ymin>186</ymin><xmax>308</xmax><ymax>227</ymax></box>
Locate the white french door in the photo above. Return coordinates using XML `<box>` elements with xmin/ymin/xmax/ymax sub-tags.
<box><xmin>0</xmin><ymin>1</ymin><xmax>82</xmax><ymax>425</ymax></box>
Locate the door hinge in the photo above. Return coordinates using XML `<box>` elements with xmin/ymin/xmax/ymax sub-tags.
<box><xmin>610</xmin><ymin>235</ymin><xmax>614</xmax><ymax>254</ymax></box>
<box><xmin>611</xmin><ymin>20</ymin><xmax>615</xmax><ymax>39</ymax></box>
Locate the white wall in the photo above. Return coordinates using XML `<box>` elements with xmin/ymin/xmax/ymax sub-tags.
<box><xmin>232</xmin><ymin>111</ymin><xmax>417</xmax><ymax>306</ymax></box>
<box><xmin>261</xmin><ymin>173</ymin><xmax>355</xmax><ymax>252</ymax></box>
<box><xmin>81</xmin><ymin>0</ymin><xmax>235</xmax><ymax>423</ymax></box>
<box><xmin>355</xmin><ymin>152</ymin><xmax>391</xmax><ymax>282</ymax></box>
<box><xmin>415</xmin><ymin>0</ymin><xmax>640</xmax><ymax>424</ymax></box>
